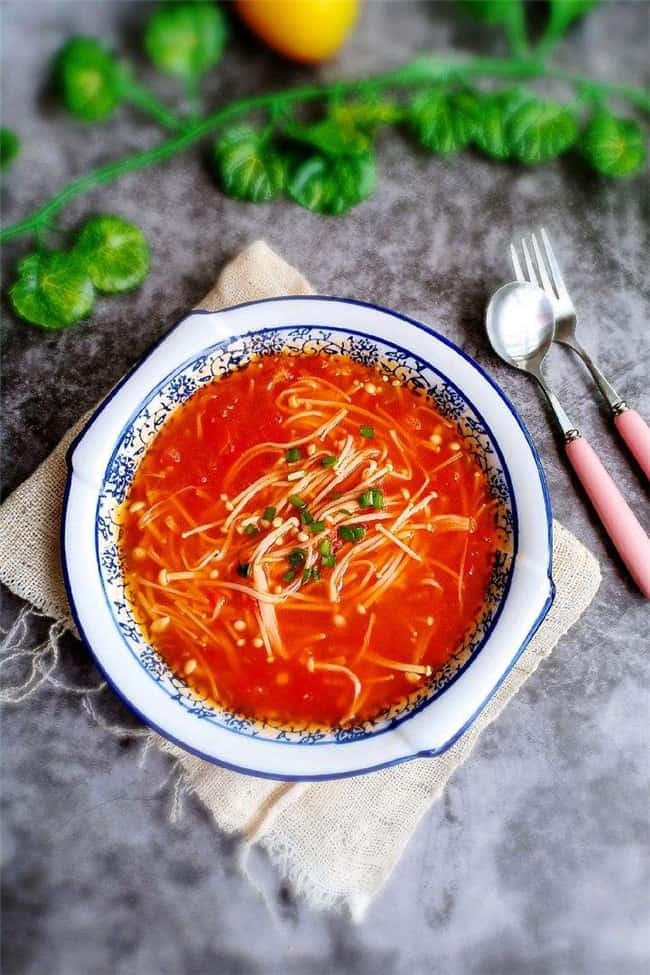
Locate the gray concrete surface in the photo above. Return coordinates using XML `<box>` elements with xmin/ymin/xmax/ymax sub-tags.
<box><xmin>1</xmin><ymin>2</ymin><xmax>649</xmax><ymax>974</ymax></box>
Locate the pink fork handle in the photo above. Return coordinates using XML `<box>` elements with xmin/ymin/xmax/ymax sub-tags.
<box><xmin>566</xmin><ymin>437</ymin><xmax>650</xmax><ymax>597</ymax></box>
<box><xmin>614</xmin><ymin>409</ymin><xmax>650</xmax><ymax>480</ymax></box>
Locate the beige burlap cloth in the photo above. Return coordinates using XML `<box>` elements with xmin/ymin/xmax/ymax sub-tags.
<box><xmin>0</xmin><ymin>241</ymin><xmax>601</xmax><ymax>920</ymax></box>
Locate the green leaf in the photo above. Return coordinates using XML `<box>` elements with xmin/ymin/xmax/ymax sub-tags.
<box><xmin>409</xmin><ymin>89</ymin><xmax>482</xmax><ymax>154</ymax></box>
<box><xmin>547</xmin><ymin>0</ymin><xmax>598</xmax><ymax>37</ymax></box>
<box><xmin>74</xmin><ymin>215</ymin><xmax>150</xmax><ymax>292</ymax></box>
<box><xmin>144</xmin><ymin>2</ymin><xmax>227</xmax><ymax>80</ymax></box>
<box><xmin>56</xmin><ymin>37</ymin><xmax>125</xmax><ymax>122</ymax></box>
<box><xmin>287</xmin><ymin>153</ymin><xmax>375</xmax><ymax>216</ymax></box>
<box><xmin>581</xmin><ymin>114</ymin><xmax>646</xmax><ymax>177</ymax></box>
<box><xmin>284</xmin><ymin>118</ymin><xmax>371</xmax><ymax>157</ymax></box>
<box><xmin>9</xmin><ymin>252</ymin><xmax>95</xmax><ymax>329</ymax></box>
<box><xmin>473</xmin><ymin>90</ymin><xmax>526</xmax><ymax>160</ymax></box>
<box><xmin>214</xmin><ymin>125</ymin><xmax>286</xmax><ymax>202</ymax></box>
<box><xmin>0</xmin><ymin>129</ymin><xmax>20</xmax><ymax>170</ymax></box>
<box><xmin>507</xmin><ymin>98</ymin><xmax>578</xmax><ymax>163</ymax></box>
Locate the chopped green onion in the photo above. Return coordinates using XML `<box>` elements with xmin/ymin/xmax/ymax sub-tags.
<box><xmin>286</xmin><ymin>447</ymin><xmax>301</xmax><ymax>463</ymax></box>
<box><xmin>337</xmin><ymin>508</ymin><xmax>353</xmax><ymax>517</ymax></box>
<box><xmin>339</xmin><ymin>525</ymin><xmax>366</xmax><ymax>543</ymax></box>
<box><xmin>300</xmin><ymin>508</ymin><xmax>315</xmax><ymax>526</ymax></box>
<box><xmin>319</xmin><ymin>540</ymin><xmax>335</xmax><ymax>566</ymax></box>
<box><xmin>321</xmin><ymin>455</ymin><xmax>338</xmax><ymax>467</ymax></box>
<box><xmin>302</xmin><ymin>567</ymin><xmax>320</xmax><ymax>584</ymax></box>
<box><xmin>282</xmin><ymin>568</ymin><xmax>296</xmax><ymax>583</ymax></box>
<box><xmin>236</xmin><ymin>562</ymin><xmax>251</xmax><ymax>578</ymax></box>
<box><xmin>244</xmin><ymin>523</ymin><xmax>259</xmax><ymax>536</ymax></box>
<box><xmin>359</xmin><ymin>488</ymin><xmax>384</xmax><ymax>510</ymax></box>
<box><xmin>288</xmin><ymin>548</ymin><xmax>307</xmax><ymax>567</ymax></box>
<box><xmin>289</xmin><ymin>494</ymin><xmax>306</xmax><ymax>508</ymax></box>
<box><xmin>262</xmin><ymin>506</ymin><xmax>276</xmax><ymax>522</ymax></box>
<box><xmin>359</xmin><ymin>424</ymin><xmax>375</xmax><ymax>439</ymax></box>
<box><xmin>309</xmin><ymin>521</ymin><xmax>326</xmax><ymax>534</ymax></box>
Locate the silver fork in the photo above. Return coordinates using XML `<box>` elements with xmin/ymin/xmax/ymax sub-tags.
<box><xmin>511</xmin><ymin>229</ymin><xmax>650</xmax><ymax>480</ymax></box>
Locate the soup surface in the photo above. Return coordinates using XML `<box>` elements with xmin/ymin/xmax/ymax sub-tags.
<box><xmin>120</xmin><ymin>352</ymin><xmax>500</xmax><ymax>729</ymax></box>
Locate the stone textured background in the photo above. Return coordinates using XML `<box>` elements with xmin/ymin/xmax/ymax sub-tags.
<box><xmin>1</xmin><ymin>3</ymin><xmax>649</xmax><ymax>974</ymax></box>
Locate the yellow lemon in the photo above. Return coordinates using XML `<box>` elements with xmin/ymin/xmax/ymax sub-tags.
<box><xmin>235</xmin><ymin>0</ymin><xmax>360</xmax><ymax>64</ymax></box>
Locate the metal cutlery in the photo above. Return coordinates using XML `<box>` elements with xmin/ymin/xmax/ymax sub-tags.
<box><xmin>510</xmin><ymin>228</ymin><xmax>650</xmax><ymax>480</ymax></box>
<box><xmin>486</xmin><ymin>280</ymin><xmax>650</xmax><ymax>597</ymax></box>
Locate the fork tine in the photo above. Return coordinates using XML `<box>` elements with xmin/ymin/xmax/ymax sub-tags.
<box><xmin>540</xmin><ymin>227</ymin><xmax>569</xmax><ymax>298</ymax></box>
<box><xmin>520</xmin><ymin>238</ymin><xmax>539</xmax><ymax>286</ymax></box>
<box><xmin>510</xmin><ymin>243</ymin><xmax>525</xmax><ymax>282</ymax></box>
<box><xmin>531</xmin><ymin>232</ymin><xmax>555</xmax><ymax>298</ymax></box>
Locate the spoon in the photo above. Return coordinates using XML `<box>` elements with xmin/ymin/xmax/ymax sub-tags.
<box><xmin>486</xmin><ymin>281</ymin><xmax>650</xmax><ymax>598</ymax></box>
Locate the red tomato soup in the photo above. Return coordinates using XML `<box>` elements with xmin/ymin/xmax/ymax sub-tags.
<box><xmin>119</xmin><ymin>352</ymin><xmax>501</xmax><ymax>729</ymax></box>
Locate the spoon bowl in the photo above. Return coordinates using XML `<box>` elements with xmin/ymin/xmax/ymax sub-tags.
<box><xmin>486</xmin><ymin>281</ymin><xmax>556</xmax><ymax>375</ymax></box>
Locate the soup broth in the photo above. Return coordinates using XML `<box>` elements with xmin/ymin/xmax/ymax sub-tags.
<box><xmin>119</xmin><ymin>352</ymin><xmax>500</xmax><ymax>729</ymax></box>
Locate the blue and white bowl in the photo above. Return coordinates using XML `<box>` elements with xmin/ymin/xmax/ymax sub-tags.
<box><xmin>62</xmin><ymin>297</ymin><xmax>553</xmax><ymax>780</ymax></box>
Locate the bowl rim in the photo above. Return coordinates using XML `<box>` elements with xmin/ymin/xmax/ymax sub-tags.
<box><xmin>61</xmin><ymin>295</ymin><xmax>554</xmax><ymax>780</ymax></box>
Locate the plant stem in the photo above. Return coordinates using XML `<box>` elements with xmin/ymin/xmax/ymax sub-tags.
<box><xmin>122</xmin><ymin>80</ymin><xmax>186</xmax><ymax>132</ymax></box>
<box><xmin>542</xmin><ymin>67</ymin><xmax>650</xmax><ymax>113</ymax></box>
<box><xmin>0</xmin><ymin>128</ymin><xmax>204</xmax><ymax>241</ymax></box>
<box><xmin>405</xmin><ymin>55</ymin><xmax>650</xmax><ymax>111</ymax></box>
<box><xmin>504</xmin><ymin>1</ymin><xmax>530</xmax><ymax>60</ymax></box>
<box><xmin>535</xmin><ymin>25</ymin><xmax>564</xmax><ymax>62</ymax></box>
<box><xmin>533</xmin><ymin>5</ymin><xmax>579</xmax><ymax>62</ymax></box>
<box><xmin>184</xmin><ymin>73</ymin><xmax>202</xmax><ymax>121</ymax></box>
<box><xmin>2</xmin><ymin>53</ymin><xmax>648</xmax><ymax>243</ymax></box>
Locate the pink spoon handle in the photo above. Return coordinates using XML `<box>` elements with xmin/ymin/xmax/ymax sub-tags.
<box><xmin>614</xmin><ymin>409</ymin><xmax>650</xmax><ymax>480</ymax></box>
<box><xmin>565</xmin><ymin>436</ymin><xmax>650</xmax><ymax>597</ymax></box>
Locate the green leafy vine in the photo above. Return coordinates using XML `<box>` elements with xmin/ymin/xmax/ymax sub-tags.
<box><xmin>1</xmin><ymin>0</ymin><xmax>648</xmax><ymax>329</ymax></box>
